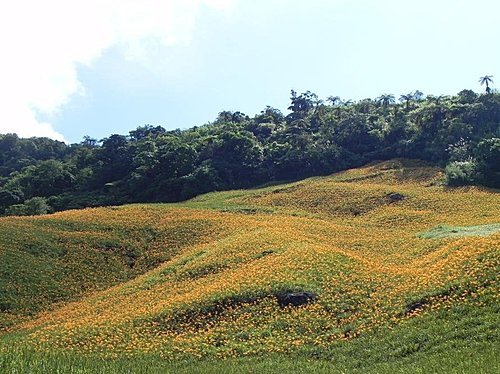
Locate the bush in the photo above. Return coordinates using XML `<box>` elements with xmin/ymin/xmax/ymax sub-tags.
<box><xmin>4</xmin><ymin>197</ymin><xmax>51</xmax><ymax>216</ymax></box>
<box><xmin>445</xmin><ymin>161</ymin><xmax>477</xmax><ymax>186</ymax></box>
<box><xmin>474</xmin><ymin>138</ymin><xmax>500</xmax><ymax>188</ymax></box>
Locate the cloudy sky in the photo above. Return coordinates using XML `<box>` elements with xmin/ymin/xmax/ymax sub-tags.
<box><xmin>0</xmin><ymin>0</ymin><xmax>498</xmax><ymax>143</ymax></box>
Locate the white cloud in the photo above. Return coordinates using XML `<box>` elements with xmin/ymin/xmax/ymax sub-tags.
<box><xmin>0</xmin><ymin>0</ymin><xmax>235</xmax><ymax>141</ymax></box>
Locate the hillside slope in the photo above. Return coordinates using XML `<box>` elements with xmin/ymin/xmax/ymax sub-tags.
<box><xmin>0</xmin><ymin>159</ymin><xmax>498</xmax><ymax>366</ymax></box>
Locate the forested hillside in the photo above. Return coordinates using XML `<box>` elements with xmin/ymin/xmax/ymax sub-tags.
<box><xmin>1</xmin><ymin>90</ymin><xmax>499</xmax><ymax>216</ymax></box>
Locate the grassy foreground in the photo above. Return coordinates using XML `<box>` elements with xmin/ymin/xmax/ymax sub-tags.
<box><xmin>0</xmin><ymin>159</ymin><xmax>499</xmax><ymax>372</ymax></box>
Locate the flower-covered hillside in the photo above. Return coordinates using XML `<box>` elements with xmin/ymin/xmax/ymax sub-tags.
<box><xmin>1</xmin><ymin>159</ymin><xmax>498</xmax><ymax>360</ymax></box>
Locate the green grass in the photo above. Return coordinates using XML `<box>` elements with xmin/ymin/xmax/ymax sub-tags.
<box><xmin>1</xmin><ymin>295</ymin><xmax>498</xmax><ymax>373</ymax></box>
<box><xmin>0</xmin><ymin>210</ymin><xmax>216</xmax><ymax>329</ymax></box>
<box><xmin>419</xmin><ymin>224</ymin><xmax>500</xmax><ymax>239</ymax></box>
<box><xmin>1</xmin><ymin>352</ymin><xmax>497</xmax><ymax>374</ymax></box>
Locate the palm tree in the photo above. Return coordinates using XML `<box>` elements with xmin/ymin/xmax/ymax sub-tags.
<box><xmin>413</xmin><ymin>90</ymin><xmax>424</xmax><ymax>101</ymax></box>
<box><xmin>376</xmin><ymin>94</ymin><xmax>395</xmax><ymax>108</ymax></box>
<box><xmin>327</xmin><ymin>96</ymin><xmax>341</xmax><ymax>106</ymax></box>
<box><xmin>399</xmin><ymin>93</ymin><xmax>414</xmax><ymax>110</ymax></box>
<box><xmin>479</xmin><ymin>75</ymin><xmax>494</xmax><ymax>93</ymax></box>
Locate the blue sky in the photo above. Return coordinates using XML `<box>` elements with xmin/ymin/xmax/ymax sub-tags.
<box><xmin>1</xmin><ymin>0</ymin><xmax>498</xmax><ymax>143</ymax></box>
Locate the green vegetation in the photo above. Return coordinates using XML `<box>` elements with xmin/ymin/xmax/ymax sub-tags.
<box><xmin>4</xmin><ymin>196</ymin><xmax>51</xmax><ymax>216</ymax></box>
<box><xmin>0</xmin><ymin>208</ymin><xmax>219</xmax><ymax>330</ymax></box>
<box><xmin>479</xmin><ymin>76</ymin><xmax>494</xmax><ymax>94</ymax></box>
<box><xmin>0</xmin><ymin>78</ymin><xmax>499</xmax><ymax>371</ymax></box>
<box><xmin>419</xmin><ymin>224</ymin><xmax>500</xmax><ymax>239</ymax></box>
<box><xmin>1</xmin><ymin>297</ymin><xmax>498</xmax><ymax>373</ymax></box>
<box><xmin>0</xmin><ymin>161</ymin><xmax>498</xmax><ymax>372</ymax></box>
<box><xmin>1</xmin><ymin>89</ymin><xmax>499</xmax><ymax>216</ymax></box>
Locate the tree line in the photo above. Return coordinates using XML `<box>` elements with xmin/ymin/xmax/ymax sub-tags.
<box><xmin>0</xmin><ymin>88</ymin><xmax>499</xmax><ymax>216</ymax></box>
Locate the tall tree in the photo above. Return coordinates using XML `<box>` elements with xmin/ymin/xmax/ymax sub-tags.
<box><xmin>327</xmin><ymin>96</ymin><xmax>342</xmax><ymax>106</ymax></box>
<box><xmin>413</xmin><ymin>90</ymin><xmax>424</xmax><ymax>101</ymax></box>
<box><xmin>479</xmin><ymin>75</ymin><xmax>494</xmax><ymax>93</ymax></box>
<box><xmin>376</xmin><ymin>94</ymin><xmax>395</xmax><ymax>108</ymax></box>
<box><xmin>399</xmin><ymin>93</ymin><xmax>414</xmax><ymax>110</ymax></box>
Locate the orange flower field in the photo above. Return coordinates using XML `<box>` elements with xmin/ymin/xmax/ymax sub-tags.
<box><xmin>1</xmin><ymin>160</ymin><xmax>498</xmax><ymax>359</ymax></box>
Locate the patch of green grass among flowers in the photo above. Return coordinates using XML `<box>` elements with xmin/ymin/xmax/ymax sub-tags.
<box><xmin>419</xmin><ymin>224</ymin><xmax>500</xmax><ymax>239</ymax></box>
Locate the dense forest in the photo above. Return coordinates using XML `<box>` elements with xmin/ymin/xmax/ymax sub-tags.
<box><xmin>0</xmin><ymin>89</ymin><xmax>499</xmax><ymax>216</ymax></box>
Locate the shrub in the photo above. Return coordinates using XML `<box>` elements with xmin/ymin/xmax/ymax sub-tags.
<box><xmin>4</xmin><ymin>197</ymin><xmax>51</xmax><ymax>216</ymax></box>
<box><xmin>445</xmin><ymin>160</ymin><xmax>477</xmax><ymax>186</ymax></box>
<box><xmin>474</xmin><ymin>138</ymin><xmax>500</xmax><ymax>188</ymax></box>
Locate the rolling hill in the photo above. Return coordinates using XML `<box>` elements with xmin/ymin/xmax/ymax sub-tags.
<box><xmin>0</xmin><ymin>159</ymin><xmax>499</xmax><ymax>373</ymax></box>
